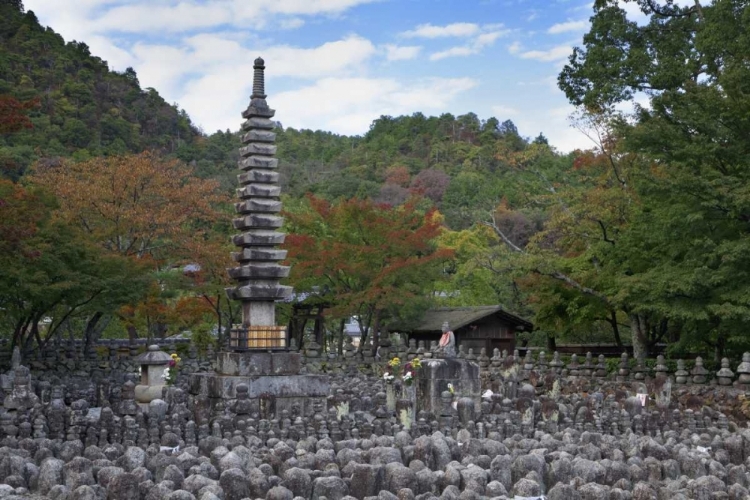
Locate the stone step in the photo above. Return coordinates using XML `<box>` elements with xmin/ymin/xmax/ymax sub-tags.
<box><xmin>238</xmin><ymin>156</ymin><xmax>278</xmax><ymax>170</ymax></box>
<box><xmin>237</xmin><ymin>184</ymin><xmax>281</xmax><ymax>199</ymax></box>
<box><xmin>233</xmin><ymin>214</ymin><xmax>284</xmax><ymax>230</ymax></box>
<box><xmin>235</xmin><ymin>198</ymin><xmax>282</xmax><ymax>214</ymax></box>
<box><xmin>239</xmin><ymin>143</ymin><xmax>277</xmax><ymax>157</ymax></box>
<box><xmin>217</xmin><ymin>351</ymin><xmax>301</xmax><ymax>376</ymax></box>
<box><xmin>227</xmin><ymin>263</ymin><xmax>290</xmax><ymax>279</ymax></box>
<box><xmin>241</xmin><ymin>130</ymin><xmax>276</xmax><ymax>143</ymax></box>
<box><xmin>226</xmin><ymin>283</ymin><xmax>293</xmax><ymax>301</ymax></box>
<box><xmin>237</xmin><ymin>170</ymin><xmax>279</xmax><ymax>185</ymax></box>
<box><xmin>241</xmin><ymin>116</ymin><xmax>275</xmax><ymax>130</ymax></box>
<box><xmin>233</xmin><ymin>230</ymin><xmax>286</xmax><ymax>246</ymax></box>
<box><xmin>232</xmin><ymin>248</ymin><xmax>288</xmax><ymax>262</ymax></box>
<box><xmin>190</xmin><ymin>372</ymin><xmax>330</xmax><ymax>399</ymax></box>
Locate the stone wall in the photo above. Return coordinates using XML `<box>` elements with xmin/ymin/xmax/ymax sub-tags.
<box><xmin>3</xmin><ymin>337</ymin><xmax>750</xmax><ymax>403</ymax></box>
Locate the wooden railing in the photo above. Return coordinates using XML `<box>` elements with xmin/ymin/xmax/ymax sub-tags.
<box><xmin>229</xmin><ymin>325</ymin><xmax>288</xmax><ymax>351</ymax></box>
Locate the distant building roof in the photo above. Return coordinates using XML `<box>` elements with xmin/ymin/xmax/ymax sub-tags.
<box><xmin>409</xmin><ymin>306</ymin><xmax>533</xmax><ymax>333</ymax></box>
<box><xmin>344</xmin><ymin>320</ymin><xmax>361</xmax><ymax>337</ymax></box>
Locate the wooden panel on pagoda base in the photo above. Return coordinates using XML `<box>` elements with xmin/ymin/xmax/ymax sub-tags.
<box><xmin>230</xmin><ymin>325</ymin><xmax>288</xmax><ymax>350</ymax></box>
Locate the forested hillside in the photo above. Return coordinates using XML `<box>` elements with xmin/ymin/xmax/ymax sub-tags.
<box><xmin>0</xmin><ymin>0</ymin><xmax>569</xmax><ymax>234</ymax></box>
<box><xmin>0</xmin><ymin>1</ymin><xmax>200</xmax><ymax>179</ymax></box>
<box><xmin>176</xmin><ymin>114</ymin><xmax>570</xmax><ymax>230</ymax></box>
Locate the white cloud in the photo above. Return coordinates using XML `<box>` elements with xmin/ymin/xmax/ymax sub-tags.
<box><xmin>130</xmin><ymin>34</ymin><xmax>376</xmax><ymax>93</ymax></box>
<box><xmin>430</xmin><ymin>47</ymin><xmax>475</xmax><ymax>61</ymax></box>
<box><xmin>279</xmin><ymin>18</ymin><xmax>305</xmax><ymax>29</ymax></box>
<box><xmin>25</xmin><ymin>0</ymin><xmax>379</xmax><ymax>35</ymax></box>
<box><xmin>475</xmin><ymin>31</ymin><xmax>506</xmax><ymax>46</ymax></box>
<box><xmin>547</xmin><ymin>20</ymin><xmax>589</xmax><ymax>34</ymax></box>
<box><xmin>428</xmin><ymin>27</ymin><xmax>510</xmax><ymax>61</ymax></box>
<box><xmin>515</xmin><ymin>106</ymin><xmax>595</xmax><ymax>153</ymax></box>
<box><xmin>86</xmin><ymin>35</ymin><xmax>137</xmax><ymax>70</ymax></box>
<box><xmin>273</xmin><ymin>77</ymin><xmax>478</xmax><ymax>134</ymax></box>
<box><xmin>96</xmin><ymin>3</ymin><xmax>232</xmax><ymax>33</ymax></box>
<box><xmin>115</xmin><ymin>34</ymin><xmax>378</xmax><ymax>132</ymax></box>
<box><xmin>262</xmin><ymin>0</ymin><xmax>380</xmax><ymax>15</ymax></box>
<box><xmin>508</xmin><ymin>41</ymin><xmax>522</xmax><ymax>54</ymax></box>
<box><xmin>491</xmin><ymin>105</ymin><xmax>520</xmax><ymax>116</ymax></box>
<box><xmin>402</xmin><ymin>22</ymin><xmax>481</xmax><ymax>38</ymax></box>
<box><xmin>383</xmin><ymin>44</ymin><xmax>422</xmax><ymax>61</ymax></box>
<box><xmin>519</xmin><ymin>45</ymin><xmax>573</xmax><ymax>62</ymax></box>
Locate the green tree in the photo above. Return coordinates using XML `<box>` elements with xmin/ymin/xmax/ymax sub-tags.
<box><xmin>284</xmin><ymin>195</ymin><xmax>453</xmax><ymax>353</ymax></box>
<box><xmin>0</xmin><ymin>180</ymin><xmax>148</xmax><ymax>354</ymax></box>
<box><xmin>557</xmin><ymin>0</ymin><xmax>750</xmax><ymax>359</ymax></box>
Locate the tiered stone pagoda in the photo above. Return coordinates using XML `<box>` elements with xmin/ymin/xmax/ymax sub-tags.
<box><xmin>190</xmin><ymin>58</ymin><xmax>329</xmax><ymax>418</ymax></box>
<box><xmin>226</xmin><ymin>56</ymin><xmax>293</xmax><ymax>347</ymax></box>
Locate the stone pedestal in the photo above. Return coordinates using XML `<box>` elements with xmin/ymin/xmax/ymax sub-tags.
<box><xmin>416</xmin><ymin>358</ymin><xmax>480</xmax><ymax>415</ymax></box>
<box><xmin>189</xmin><ymin>350</ymin><xmax>329</xmax><ymax>418</ymax></box>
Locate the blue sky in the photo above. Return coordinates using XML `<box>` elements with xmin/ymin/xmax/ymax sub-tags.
<box><xmin>23</xmin><ymin>0</ymin><xmax>648</xmax><ymax>152</ymax></box>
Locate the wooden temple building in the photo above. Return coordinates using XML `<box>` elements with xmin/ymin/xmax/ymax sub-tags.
<box><xmin>405</xmin><ymin>306</ymin><xmax>533</xmax><ymax>354</ymax></box>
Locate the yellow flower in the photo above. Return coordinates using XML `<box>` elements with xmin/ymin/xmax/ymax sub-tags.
<box><xmin>175</xmin><ymin>357</ymin><xmax>182</xmax><ymax>363</ymax></box>
<box><xmin>170</xmin><ymin>353</ymin><xmax>178</xmax><ymax>359</ymax></box>
<box><xmin>412</xmin><ymin>358</ymin><xmax>422</xmax><ymax>369</ymax></box>
<box><xmin>388</xmin><ymin>357</ymin><xmax>401</xmax><ymax>368</ymax></box>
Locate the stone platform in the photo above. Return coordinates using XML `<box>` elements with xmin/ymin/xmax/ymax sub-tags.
<box><xmin>416</xmin><ymin>358</ymin><xmax>480</xmax><ymax>414</ymax></box>
<box><xmin>189</xmin><ymin>350</ymin><xmax>330</xmax><ymax>418</ymax></box>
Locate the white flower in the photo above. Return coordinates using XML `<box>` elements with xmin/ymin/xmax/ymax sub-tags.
<box><xmin>403</xmin><ymin>372</ymin><xmax>413</xmax><ymax>381</ymax></box>
<box><xmin>447</xmin><ymin>383</ymin><xmax>455</xmax><ymax>394</ymax></box>
<box><xmin>162</xmin><ymin>367</ymin><xmax>170</xmax><ymax>381</ymax></box>
<box><xmin>482</xmin><ymin>389</ymin><xmax>494</xmax><ymax>400</ymax></box>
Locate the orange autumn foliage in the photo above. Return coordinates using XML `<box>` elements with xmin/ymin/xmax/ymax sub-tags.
<box><xmin>28</xmin><ymin>152</ymin><xmax>228</xmax><ymax>263</ymax></box>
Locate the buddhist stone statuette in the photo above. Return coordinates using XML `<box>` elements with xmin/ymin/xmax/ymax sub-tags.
<box><xmin>437</xmin><ymin>321</ymin><xmax>456</xmax><ymax>358</ymax></box>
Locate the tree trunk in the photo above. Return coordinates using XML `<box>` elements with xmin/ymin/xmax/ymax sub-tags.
<box><xmin>314</xmin><ymin>306</ymin><xmax>324</xmax><ymax>346</ymax></box>
<box><xmin>547</xmin><ymin>334</ymin><xmax>556</xmax><ymax>352</ymax></box>
<box><xmin>609</xmin><ymin>309</ymin><xmax>623</xmax><ymax>348</ymax></box>
<box><xmin>629</xmin><ymin>313</ymin><xmax>648</xmax><ymax>360</ymax></box>
<box><xmin>371</xmin><ymin>310</ymin><xmax>381</xmax><ymax>357</ymax></box>
<box><xmin>126</xmin><ymin>324</ymin><xmax>138</xmax><ymax>343</ymax></box>
<box><xmin>715</xmin><ymin>331</ymin><xmax>726</xmax><ymax>363</ymax></box>
<box><xmin>83</xmin><ymin>312</ymin><xmax>104</xmax><ymax>353</ymax></box>
<box><xmin>215</xmin><ymin>295</ymin><xmax>222</xmax><ymax>347</ymax></box>
<box><xmin>337</xmin><ymin>318</ymin><xmax>345</xmax><ymax>355</ymax></box>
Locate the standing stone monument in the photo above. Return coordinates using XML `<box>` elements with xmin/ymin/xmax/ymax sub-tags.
<box><xmin>190</xmin><ymin>58</ymin><xmax>329</xmax><ymax>418</ymax></box>
<box><xmin>417</xmin><ymin>322</ymin><xmax>480</xmax><ymax>415</ymax></box>
<box><xmin>133</xmin><ymin>345</ymin><xmax>172</xmax><ymax>404</ymax></box>
<box><xmin>417</xmin><ymin>358</ymin><xmax>481</xmax><ymax>415</ymax></box>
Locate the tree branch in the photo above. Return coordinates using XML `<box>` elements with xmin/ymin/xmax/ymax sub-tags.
<box><xmin>597</xmin><ymin>220</ymin><xmax>616</xmax><ymax>245</ymax></box>
<box><xmin>482</xmin><ymin>215</ymin><xmax>524</xmax><ymax>253</ymax></box>
<box><xmin>484</xmin><ymin>215</ymin><xmax>612</xmax><ymax>307</ymax></box>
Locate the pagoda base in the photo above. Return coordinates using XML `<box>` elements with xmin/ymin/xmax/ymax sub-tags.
<box><xmin>188</xmin><ymin>351</ymin><xmax>330</xmax><ymax>419</ymax></box>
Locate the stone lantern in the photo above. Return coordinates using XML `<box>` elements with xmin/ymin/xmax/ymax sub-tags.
<box><xmin>133</xmin><ymin>345</ymin><xmax>172</xmax><ymax>404</ymax></box>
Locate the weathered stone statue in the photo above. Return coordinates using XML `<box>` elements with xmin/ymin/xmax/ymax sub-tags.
<box><xmin>437</xmin><ymin>321</ymin><xmax>456</xmax><ymax>358</ymax></box>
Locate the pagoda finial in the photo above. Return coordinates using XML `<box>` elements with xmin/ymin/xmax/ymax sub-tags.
<box><xmin>252</xmin><ymin>57</ymin><xmax>266</xmax><ymax>99</ymax></box>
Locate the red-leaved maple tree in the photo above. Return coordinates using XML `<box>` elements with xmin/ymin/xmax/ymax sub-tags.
<box><xmin>0</xmin><ymin>95</ymin><xmax>39</xmax><ymax>135</ymax></box>
<box><xmin>284</xmin><ymin>195</ymin><xmax>453</xmax><ymax>353</ymax></box>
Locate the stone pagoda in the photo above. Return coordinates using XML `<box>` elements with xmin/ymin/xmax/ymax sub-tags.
<box><xmin>226</xmin><ymin>56</ymin><xmax>293</xmax><ymax>347</ymax></box>
<box><xmin>190</xmin><ymin>58</ymin><xmax>329</xmax><ymax>419</ymax></box>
